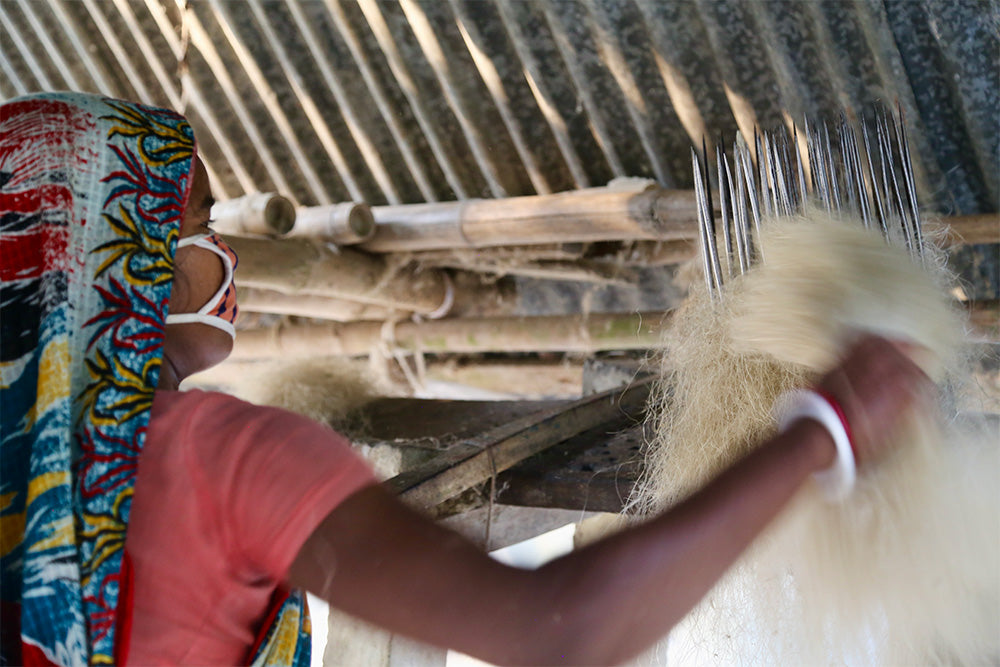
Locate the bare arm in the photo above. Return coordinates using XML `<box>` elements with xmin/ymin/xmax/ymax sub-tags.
<box><xmin>288</xmin><ymin>336</ymin><xmax>929</xmax><ymax>665</ymax></box>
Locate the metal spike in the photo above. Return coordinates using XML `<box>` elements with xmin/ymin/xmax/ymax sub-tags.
<box><xmin>844</xmin><ymin>122</ymin><xmax>872</xmax><ymax>229</ymax></box>
<box><xmin>703</xmin><ymin>136</ymin><xmax>724</xmax><ymax>290</ymax></box>
<box><xmin>893</xmin><ymin>102</ymin><xmax>924</xmax><ymax>257</ymax></box>
<box><xmin>862</xmin><ymin>120</ymin><xmax>889</xmax><ymax>235</ymax></box>
<box><xmin>802</xmin><ymin>116</ymin><xmax>815</xmax><ymax>199</ymax></box>
<box><xmin>766</xmin><ymin>132</ymin><xmax>782</xmax><ymax>217</ymax></box>
<box><xmin>694</xmin><ymin>140</ymin><xmax>724</xmax><ymax>295</ymax></box>
<box><xmin>877</xmin><ymin>109</ymin><xmax>912</xmax><ymax>253</ymax></box>
<box><xmin>755</xmin><ymin>128</ymin><xmax>773</xmax><ymax>220</ymax></box>
<box><xmin>793</xmin><ymin>122</ymin><xmax>808</xmax><ymax>207</ymax></box>
<box><xmin>734</xmin><ymin>132</ymin><xmax>757</xmax><ymax>268</ymax></box>
<box><xmin>824</xmin><ymin>124</ymin><xmax>842</xmax><ymax>213</ymax></box>
<box><xmin>838</xmin><ymin>117</ymin><xmax>859</xmax><ymax>219</ymax></box>
<box><xmin>717</xmin><ymin>141</ymin><xmax>735</xmax><ymax>278</ymax></box>
<box><xmin>810</xmin><ymin>123</ymin><xmax>831</xmax><ymax>212</ymax></box>
<box><xmin>741</xmin><ymin>137</ymin><xmax>764</xmax><ymax>262</ymax></box>
<box><xmin>772</xmin><ymin>132</ymin><xmax>793</xmax><ymax>216</ymax></box>
<box><xmin>692</xmin><ymin>148</ymin><xmax>716</xmax><ymax>296</ymax></box>
<box><xmin>731</xmin><ymin>145</ymin><xmax>751</xmax><ymax>274</ymax></box>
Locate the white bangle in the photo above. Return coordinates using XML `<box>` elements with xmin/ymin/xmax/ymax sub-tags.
<box><xmin>773</xmin><ymin>389</ymin><xmax>856</xmax><ymax>502</ymax></box>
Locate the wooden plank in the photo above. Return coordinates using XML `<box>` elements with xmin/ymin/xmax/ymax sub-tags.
<box><xmin>354</xmin><ymin>397</ymin><xmax>570</xmax><ymax>450</ymax></box>
<box><xmin>385</xmin><ymin>377</ymin><xmax>653</xmax><ymax>510</ymax></box>
<box><xmin>495</xmin><ymin>419</ymin><xmax>646</xmax><ymax>513</ymax></box>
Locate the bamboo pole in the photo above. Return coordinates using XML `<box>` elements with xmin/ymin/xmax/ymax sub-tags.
<box><xmin>211</xmin><ymin>193</ymin><xmax>297</xmax><ymax>235</ymax></box>
<box><xmin>357</xmin><ymin>185</ymin><xmax>700</xmax><ymax>252</ymax></box>
<box><xmin>224</xmin><ymin>234</ymin><xmax>450</xmax><ymax>315</ymax></box>
<box><xmin>237</xmin><ymin>286</ymin><xmax>394</xmax><ymax>321</ymax></box>
<box><xmin>238</xmin><ymin>272</ymin><xmax>522</xmax><ymax>321</ymax></box>
<box><xmin>230</xmin><ymin>311</ymin><xmax>669</xmax><ymax>359</ymax></box>
<box><xmin>409</xmin><ymin>240</ymin><xmax>691</xmax><ymax>272</ymax></box>
<box><xmin>410</xmin><ymin>243</ymin><xmax>588</xmax><ymax>266</ymax></box>
<box><xmin>288</xmin><ymin>202</ymin><xmax>376</xmax><ymax>245</ymax></box>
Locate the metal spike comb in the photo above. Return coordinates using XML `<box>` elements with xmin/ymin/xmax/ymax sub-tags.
<box><xmin>692</xmin><ymin>108</ymin><xmax>925</xmax><ymax>296</ymax></box>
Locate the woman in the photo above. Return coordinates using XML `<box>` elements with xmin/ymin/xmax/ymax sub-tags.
<box><xmin>1</xmin><ymin>92</ymin><xmax>930</xmax><ymax>665</ymax></box>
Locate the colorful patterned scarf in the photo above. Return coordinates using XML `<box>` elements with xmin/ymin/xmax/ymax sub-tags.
<box><xmin>1</xmin><ymin>93</ymin><xmax>309</xmax><ymax>666</ymax></box>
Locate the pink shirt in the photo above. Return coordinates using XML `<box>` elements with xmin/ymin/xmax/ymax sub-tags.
<box><xmin>124</xmin><ymin>389</ymin><xmax>375</xmax><ymax>665</ymax></box>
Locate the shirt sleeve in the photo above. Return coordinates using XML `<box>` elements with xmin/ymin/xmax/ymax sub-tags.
<box><xmin>185</xmin><ymin>391</ymin><xmax>377</xmax><ymax>584</ymax></box>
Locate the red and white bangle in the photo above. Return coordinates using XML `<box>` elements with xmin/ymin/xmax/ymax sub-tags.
<box><xmin>773</xmin><ymin>389</ymin><xmax>857</xmax><ymax>502</ymax></box>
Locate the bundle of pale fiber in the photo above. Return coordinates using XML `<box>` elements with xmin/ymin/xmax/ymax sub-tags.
<box><xmin>634</xmin><ymin>210</ymin><xmax>999</xmax><ymax>665</ymax></box>
<box><xmin>239</xmin><ymin>356</ymin><xmax>398</xmax><ymax>432</ymax></box>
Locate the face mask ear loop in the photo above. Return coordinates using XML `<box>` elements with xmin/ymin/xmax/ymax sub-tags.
<box><xmin>176</xmin><ymin>232</ymin><xmax>209</xmax><ymax>249</ymax></box>
<box><xmin>195</xmin><ymin>239</ymin><xmax>234</xmax><ymax>317</ymax></box>
<box><xmin>178</xmin><ymin>235</ymin><xmax>233</xmax><ymax>316</ymax></box>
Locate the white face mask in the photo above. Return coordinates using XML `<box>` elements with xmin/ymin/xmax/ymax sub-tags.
<box><xmin>165</xmin><ymin>233</ymin><xmax>239</xmax><ymax>338</ymax></box>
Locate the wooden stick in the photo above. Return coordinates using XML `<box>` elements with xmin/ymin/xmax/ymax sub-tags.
<box><xmin>224</xmin><ymin>234</ymin><xmax>450</xmax><ymax>315</ymax></box>
<box><xmin>211</xmin><ymin>193</ymin><xmax>296</xmax><ymax>235</ymax></box>
<box><xmin>288</xmin><ymin>202</ymin><xmax>376</xmax><ymax>245</ymax></box>
<box><xmin>931</xmin><ymin>214</ymin><xmax>1000</xmax><ymax>247</ymax></box>
<box><xmin>358</xmin><ymin>185</ymin><xmax>700</xmax><ymax>252</ymax></box>
<box><xmin>230</xmin><ymin>311</ymin><xmax>670</xmax><ymax>359</ymax></box>
<box><xmin>386</xmin><ymin>377</ymin><xmax>653</xmax><ymax>512</ymax></box>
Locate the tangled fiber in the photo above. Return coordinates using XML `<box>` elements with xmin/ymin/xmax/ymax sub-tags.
<box><xmin>238</xmin><ymin>356</ymin><xmax>397</xmax><ymax>433</ymax></box>
<box><xmin>632</xmin><ymin>210</ymin><xmax>999</xmax><ymax>665</ymax></box>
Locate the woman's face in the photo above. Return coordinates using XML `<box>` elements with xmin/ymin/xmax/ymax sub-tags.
<box><xmin>161</xmin><ymin>158</ymin><xmax>234</xmax><ymax>386</ymax></box>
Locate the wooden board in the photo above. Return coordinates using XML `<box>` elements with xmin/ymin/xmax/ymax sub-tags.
<box><xmin>495</xmin><ymin>417</ymin><xmax>647</xmax><ymax>513</ymax></box>
<box><xmin>379</xmin><ymin>378</ymin><xmax>654</xmax><ymax>512</ymax></box>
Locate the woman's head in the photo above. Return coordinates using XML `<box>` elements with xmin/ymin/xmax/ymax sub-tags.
<box><xmin>160</xmin><ymin>157</ymin><xmax>239</xmax><ymax>389</ymax></box>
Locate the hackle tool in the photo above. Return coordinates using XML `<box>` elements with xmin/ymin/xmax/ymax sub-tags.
<box><xmin>692</xmin><ymin>104</ymin><xmax>925</xmax><ymax>296</ymax></box>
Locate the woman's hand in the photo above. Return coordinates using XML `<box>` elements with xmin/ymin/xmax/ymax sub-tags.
<box><xmin>815</xmin><ymin>335</ymin><xmax>934</xmax><ymax>466</ymax></box>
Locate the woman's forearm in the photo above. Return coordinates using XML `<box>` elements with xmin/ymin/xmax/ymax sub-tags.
<box><xmin>293</xmin><ymin>420</ymin><xmax>834</xmax><ymax>666</ymax></box>
<box><xmin>529</xmin><ymin>419</ymin><xmax>835</xmax><ymax>664</ymax></box>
